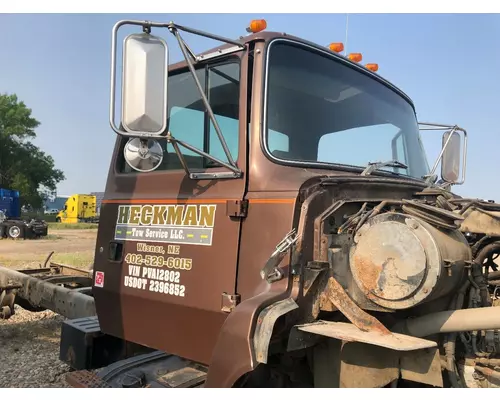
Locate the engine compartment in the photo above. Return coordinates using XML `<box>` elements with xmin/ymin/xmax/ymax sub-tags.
<box><xmin>297</xmin><ymin>180</ymin><xmax>500</xmax><ymax>388</ymax></box>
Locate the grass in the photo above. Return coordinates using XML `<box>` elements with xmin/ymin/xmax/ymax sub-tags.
<box><xmin>50</xmin><ymin>251</ymin><xmax>94</xmax><ymax>267</ymax></box>
<box><xmin>0</xmin><ymin>251</ymin><xmax>94</xmax><ymax>269</ymax></box>
<box><xmin>44</xmin><ymin>234</ymin><xmax>63</xmax><ymax>240</ymax></box>
<box><xmin>0</xmin><ymin>225</ymin><xmax>97</xmax><ymax>270</ymax></box>
<box><xmin>47</xmin><ymin>222</ymin><xmax>98</xmax><ymax>230</ymax></box>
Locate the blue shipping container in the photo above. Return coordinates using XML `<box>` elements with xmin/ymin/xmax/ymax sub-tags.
<box><xmin>0</xmin><ymin>187</ymin><xmax>20</xmax><ymax>218</ymax></box>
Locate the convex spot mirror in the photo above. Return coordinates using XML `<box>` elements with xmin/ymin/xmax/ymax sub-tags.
<box><xmin>441</xmin><ymin>130</ymin><xmax>462</xmax><ymax>184</ymax></box>
<box><xmin>124</xmin><ymin>138</ymin><xmax>164</xmax><ymax>172</ymax></box>
<box><xmin>121</xmin><ymin>32</ymin><xmax>169</xmax><ymax>135</ymax></box>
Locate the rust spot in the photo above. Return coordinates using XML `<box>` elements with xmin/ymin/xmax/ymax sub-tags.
<box><xmin>325</xmin><ymin>277</ymin><xmax>391</xmax><ymax>336</ymax></box>
<box><xmin>319</xmin><ymin>292</ymin><xmax>336</xmax><ymax>312</ymax></box>
<box><xmin>352</xmin><ymin>254</ymin><xmax>382</xmax><ymax>297</ymax></box>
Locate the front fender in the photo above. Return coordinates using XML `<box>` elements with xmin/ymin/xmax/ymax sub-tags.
<box><xmin>204</xmin><ymin>286</ymin><xmax>296</xmax><ymax>387</ymax></box>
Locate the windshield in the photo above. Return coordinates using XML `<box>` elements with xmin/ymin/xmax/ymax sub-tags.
<box><xmin>264</xmin><ymin>40</ymin><xmax>430</xmax><ymax>179</ymax></box>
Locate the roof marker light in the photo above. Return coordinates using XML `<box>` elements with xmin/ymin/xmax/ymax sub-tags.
<box><xmin>329</xmin><ymin>42</ymin><xmax>344</xmax><ymax>53</ymax></box>
<box><xmin>348</xmin><ymin>53</ymin><xmax>362</xmax><ymax>63</ymax></box>
<box><xmin>365</xmin><ymin>63</ymin><xmax>379</xmax><ymax>72</ymax></box>
<box><xmin>247</xmin><ymin>19</ymin><xmax>267</xmax><ymax>33</ymax></box>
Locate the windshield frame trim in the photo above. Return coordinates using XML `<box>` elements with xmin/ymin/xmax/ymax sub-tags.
<box><xmin>260</xmin><ymin>37</ymin><xmax>424</xmax><ymax>180</ymax></box>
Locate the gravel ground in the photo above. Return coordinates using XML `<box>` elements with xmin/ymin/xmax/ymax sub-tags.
<box><xmin>0</xmin><ymin>306</ymin><xmax>71</xmax><ymax>388</ymax></box>
<box><xmin>0</xmin><ymin>228</ymin><xmax>97</xmax><ymax>388</ymax></box>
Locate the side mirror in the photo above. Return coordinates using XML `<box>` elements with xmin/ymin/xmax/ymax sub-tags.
<box><xmin>441</xmin><ymin>131</ymin><xmax>461</xmax><ymax>184</ymax></box>
<box><xmin>121</xmin><ymin>32</ymin><xmax>169</xmax><ymax>135</ymax></box>
<box><xmin>441</xmin><ymin>130</ymin><xmax>461</xmax><ymax>183</ymax></box>
<box><xmin>109</xmin><ymin>22</ymin><xmax>170</xmax><ymax>173</ymax></box>
<box><xmin>110</xmin><ymin>21</ymin><xmax>169</xmax><ymax>138</ymax></box>
<box><xmin>419</xmin><ymin>123</ymin><xmax>468</xmax><ymax>187</ymax></box>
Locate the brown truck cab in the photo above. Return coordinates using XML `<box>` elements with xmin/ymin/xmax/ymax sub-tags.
<box><xmin>64</xmin><ymin>19</ymin><xmax>500</xmax><ymax>388</ymax></box>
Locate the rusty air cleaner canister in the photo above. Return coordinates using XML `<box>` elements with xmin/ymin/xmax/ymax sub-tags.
<box><xmin>349</xmin><ymin>212</ymin><xmax>471</xmax><ymax>310</ymax></box>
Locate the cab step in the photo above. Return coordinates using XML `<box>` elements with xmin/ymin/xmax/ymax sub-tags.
<box><xmin>66</xmin><ymin>350</ymin><xmax>207</xmax><ymax>388</ymax></box>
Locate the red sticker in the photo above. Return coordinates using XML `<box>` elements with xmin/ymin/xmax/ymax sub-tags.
<box><xmin>95</xmin><ymin>271</ymin><xmax>104</xmax><ymax>288</ymax></box>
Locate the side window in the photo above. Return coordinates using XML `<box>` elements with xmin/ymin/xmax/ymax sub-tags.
<box><xmin>208</xmin><ymin>63</ymin><xmax>240</xmax><ymax>163</ymax></box>
<box><xmin>268</xmin><ymin>130</ymin><xmax>289</xmax><ymax>154</ymax></box>
<box><xmin>120</xmin><ymin>61</ymin><xmax>241</xmax><ymax>173</ymax></box>
<box><xmin>167</xmin><ymin>105</ymin><xmax>205</xmax><ymax>168</ymax></box>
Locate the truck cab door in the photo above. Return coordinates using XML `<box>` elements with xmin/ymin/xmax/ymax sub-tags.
<box><xmin>93</xmin><ymin>58</ymin><xmax>249</xmax><ymax>365</ymax></box>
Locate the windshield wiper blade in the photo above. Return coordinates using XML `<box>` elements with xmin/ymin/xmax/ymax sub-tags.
<box><xmin>361</xmin><ymin>160</ymin><xmax>408</xmax><ymax>176</ymax></box>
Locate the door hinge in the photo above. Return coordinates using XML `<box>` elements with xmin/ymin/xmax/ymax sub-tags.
<box><xmin>221</xmin><ymin>292</ymin><xmax>241</xmax><ymax>313</ymax></box>
<box><xmin>226</xmin><ymin>199</ymin><xmax>248</xmax><ymax>218</ymax></box>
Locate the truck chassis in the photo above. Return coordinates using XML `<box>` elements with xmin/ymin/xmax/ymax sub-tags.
<box><xmin>0</xmin><ymin>253</ymin><xmax>95</xmax><ymax>320</ymax></box>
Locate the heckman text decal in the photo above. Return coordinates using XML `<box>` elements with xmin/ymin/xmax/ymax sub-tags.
<box><xmin>114</xmin><ymin>204</ymin><xmax>217</xmax><ymax>246</ymax></box>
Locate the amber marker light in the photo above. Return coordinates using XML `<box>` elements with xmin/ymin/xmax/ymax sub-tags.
<box><xmin>329</xmin><ymin>42</ymin><xmax>344</xmax><ymax>53</ymax></box>
<box><xmin>348</xmin><ymin>53</ymin><xmax>363</xmax><ymax>62</ymax></box>
<box><xmin>247</xmin><ymin>19</ymin><xmax>267</xmax><ymax>33</ymax></box>
<box><xmin>365</xmin><ymin>63</ymin><xmax>379</xmax><ymax>72</ymax></box>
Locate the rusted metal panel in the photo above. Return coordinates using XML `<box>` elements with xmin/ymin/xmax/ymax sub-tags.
<box><xmin>313</xmin><ymin>339</ymin><xmax>399</xmax><ymax>388</ymax></box>
<box><xmin>298</xmin><ymin>321</ymin><xmax>436</xmax><ymax>351</ymax></box>
<box><xmin>323</xmin><ymin>276</ymin><xmax>390</xmax><ymax>334</ymax></box>
<box><xmin>253</xmin><ymin>297</ymin><xmax>299</xmax><ymax>363</ymax></box>
<box><xmin>349</xmin><ymin>212</ymin><xmax>470</xmax><ymax>310</ymax></box>
<box><xmin>351</xmin><ymin>218</ymin><xmax>427</xmax><ymax>303</ymax></box>
<box><xmin>400</xmin><ymin>348</ymin><xmax>444</xmax><ymax>387</ymax></box>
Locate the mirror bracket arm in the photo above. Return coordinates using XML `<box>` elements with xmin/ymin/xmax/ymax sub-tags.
<box><xmin>166</xmin><ymin>132</ymin><xmax>191</xmax><ymax>177</ymax></box>
<box><xmin>170</xmin><ymin>26</ymin><xmax>239</xmax><ymax>169</ymax></box>
<box><xmin>167</xmin><ymin>132</ymin><xmax>243</xmax><ymax>180</ymax></box>
<box><xmin>419</xmin><ymin>122</ymin><xmax>468</xmax><ymax>187</ymax></box>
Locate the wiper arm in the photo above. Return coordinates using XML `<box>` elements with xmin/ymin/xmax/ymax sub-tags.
<box><xmin>361</xmin><ymin>160</ymin><xmax>408</xmax><ymax>176</ymax></box>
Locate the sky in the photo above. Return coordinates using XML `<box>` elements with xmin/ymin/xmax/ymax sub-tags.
<box><xmin>0</xmin><ymin>13</ymin><xmax>499</xmax><ymax>200</ymax></box>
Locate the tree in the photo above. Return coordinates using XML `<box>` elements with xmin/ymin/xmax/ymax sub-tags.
<box><xmin>0</xmin><ymin>93</ymin><xmax>65</xmax><ymax>209</ymax></box>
